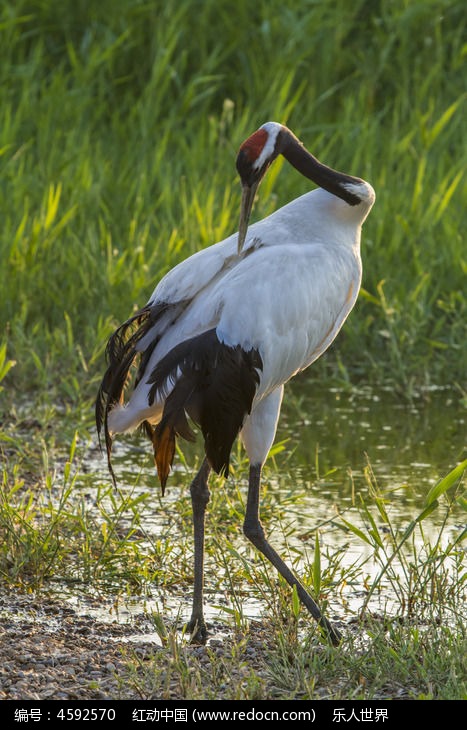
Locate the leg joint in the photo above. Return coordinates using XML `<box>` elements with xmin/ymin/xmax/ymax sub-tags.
<box><xmin>190</xmin><ymin>479</ymin><xmax>210</xmax><ymax>507</ymax></box>
<box><xmin>243</xmin><ymin>517</ymin><xmax>265</xmax><ymax>543</ymax></box>
<box><xmin>190</xmin><ymin>459</ymin><xmax>211</xmax><ymax>507</ymax></box>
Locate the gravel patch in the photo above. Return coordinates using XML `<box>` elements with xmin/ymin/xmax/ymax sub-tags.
<box><xmin>0</xmin><ymin>590</ymin><xmax>160</xmax><ymax>700</ymax></box>
<box><xmin>0</xmin><ymin>589</ymin><xmax>273</xmax><ymax>700</ymax></box>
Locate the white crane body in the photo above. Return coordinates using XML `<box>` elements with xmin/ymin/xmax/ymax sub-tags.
<box><xmin>96</xmin><ymin>122</ymin><xmax>375</xmax><ymax>645</ymax></box>
<box><xmin>107</xmin><ymin>186</ymin><xmax>372</xmax><ymax>445</ymax></box>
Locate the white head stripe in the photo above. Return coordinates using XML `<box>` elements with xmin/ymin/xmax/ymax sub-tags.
<box><xmin>252</xmin><ymin>122</ymin><xmax>282</xmax><ymax>171</ymax></box>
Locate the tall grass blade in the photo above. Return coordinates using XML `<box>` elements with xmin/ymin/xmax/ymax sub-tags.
<box><xmin>313</xmin><ymin>531</ymin><xmax>321</xmax><ymax>598</ymax></box>
<box><xmin>425</xmin><ymin>460</ymin><xmax>467</xmax><ymax>507</ymax></box>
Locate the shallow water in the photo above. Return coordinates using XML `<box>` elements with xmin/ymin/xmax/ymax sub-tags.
<box><xmin>77</xmin><ymin>383</ymin><xmax>466</xmax><ymax>632</ymax></box>
<box><xmin>279</xmin><ymin>382</ymin><xmax>465</xmax><ymax>525</ymax></box>
<box><xmin>106</xmin><ymin>382</ymin><xmax>466</xmax><ymax>530</ymax></box>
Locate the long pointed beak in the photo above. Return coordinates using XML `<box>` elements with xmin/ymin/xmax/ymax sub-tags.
<box><xmin>237</xmin><ymin>182</ymin><xmax>258</xmax><ymax>254</ymax></box>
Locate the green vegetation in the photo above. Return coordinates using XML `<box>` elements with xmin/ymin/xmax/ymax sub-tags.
<box><xmin>1</xmin><ymin>0</ymin><xmax>465</xmax><ymax>399</ymax></box>
<box><xmin>0</xmin><ymin>427</ymin><xmax>465</xmax><ymax>698</ymax></box>
<box><xmin>0</xmin><ymin>0</ymin><xmax>465</xmax><ymax>701</ymax></box>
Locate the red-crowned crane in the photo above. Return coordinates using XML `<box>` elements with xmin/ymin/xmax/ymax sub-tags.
<box><xmin>96</xmin><ymin>122</ymin><xmax>375</xmax><ymax>646</ymax></box>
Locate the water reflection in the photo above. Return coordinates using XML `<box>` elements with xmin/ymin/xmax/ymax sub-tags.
<box><xmin>105</xmin><ymin>383</ymin><xmax>466</xmax><ymax>529</ymax></box>
<box><xmin>279</xmin><ymin>381</ymin><xmax>465</xmax><ymax>512</ymax></box>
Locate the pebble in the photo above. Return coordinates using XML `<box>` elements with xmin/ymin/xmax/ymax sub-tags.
<box><xmin>0</xmin><ymin>592</ymin><xmax>134</xmax><ymax>700</ymax></box>
<box><xmin>0</xmin><ymin>588</ymin><xmax>276</xmax><ymax>701</ymax></box>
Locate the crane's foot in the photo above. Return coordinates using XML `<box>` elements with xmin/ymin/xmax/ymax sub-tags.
<box><xmin>186</xmin><ymin>617</ymin><xmax>208</xmax><ymax>644</ymax></box>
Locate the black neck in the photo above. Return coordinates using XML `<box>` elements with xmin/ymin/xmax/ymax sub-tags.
<box><xmin>279</xmin><ymin>130</ymin><xmax>363</xmax><ymax>206</ymax></box>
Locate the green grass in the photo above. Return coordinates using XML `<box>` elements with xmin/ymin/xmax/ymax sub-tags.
<box><xmin>0</xmin><ymin>427</ymin><xmax>464</xmax><ymax>699</ymax></box>
<box><xmin>0</xmin><ymin>0</ymin><xmax>466</xmax><ymax>701</ymax></box>
<box><xmin>0</xmin><ymin>0</ymin><xmax>465</xmax><ymax>404</ymax></box>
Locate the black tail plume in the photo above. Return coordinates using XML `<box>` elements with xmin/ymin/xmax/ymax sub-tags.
<box><xmin>95</xmin><ymin>303</ymin><xmax>167</xmax><ymax>481</ymax></box>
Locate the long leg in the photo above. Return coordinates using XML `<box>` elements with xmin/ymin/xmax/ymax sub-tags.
<box><xmin>243</xmin><ymin>463</ymin><xmax>342</xmax><ymax>646</ymax></box>
<box><xmin>186</xmin><ymin>457</ymin><xmax>211</xmax><ymax>643</ymax></box>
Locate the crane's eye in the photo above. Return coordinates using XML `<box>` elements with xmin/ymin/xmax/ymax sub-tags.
<box><xmin>236</xmin><ymin>148</ymin><xmax>265</xmax><ymax>186</ymax></box>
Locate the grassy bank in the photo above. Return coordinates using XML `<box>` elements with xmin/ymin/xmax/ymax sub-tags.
<box><xmin>0</xmin><ymin>420</ymin><xmax>465</xmax><ymax>698</ymax></box>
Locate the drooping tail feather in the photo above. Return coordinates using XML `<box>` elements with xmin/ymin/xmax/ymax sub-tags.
<box><xmin>95</xmin><ymin>302</ymin><xmax>168</xmax><ymax>482</ymax></box>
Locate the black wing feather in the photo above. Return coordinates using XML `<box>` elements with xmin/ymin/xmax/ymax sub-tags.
<box><xmin>147</xmin><ymin>329</ymin><xmax>263</xmax><ymax>481</ymax></box>
<box><xmin>96</xmin><ymin>309</ymin><xmax>263</xmax><ymax>490</ymax></box>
